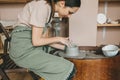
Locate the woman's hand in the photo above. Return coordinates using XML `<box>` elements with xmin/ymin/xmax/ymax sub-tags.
<box><xmin>57</xmin><ymin>37</ymin><xmax>71</xmax><ymax>47</ymax></box>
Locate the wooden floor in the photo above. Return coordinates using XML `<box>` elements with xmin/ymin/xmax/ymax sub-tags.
<box><xmin>0</xmin><ymin>72</ymin><xmax>34</xmax><ymax>80</ymax></box>
<box><xmin>0</xmin><ymin>49</ymin><xmax>35</xmax><ymax>80</ymax></box>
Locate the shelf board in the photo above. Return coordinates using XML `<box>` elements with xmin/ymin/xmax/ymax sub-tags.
<box><xmin>99</xmin><ymin>0</ymin><xmax>120</xmax><ymax>2</ymax></box>
<box><xmin>0</xmin><ymin>0</ymin><xmax>31</xmax><ymax>3</ymax></box>
<box><xmin>97</xmin><ymin>24</ymin><xmax>120</xmax><ymax>27</ymax></box>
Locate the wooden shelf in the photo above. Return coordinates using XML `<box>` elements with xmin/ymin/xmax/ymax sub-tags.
<box><xmin>97</xmin><ymin>24</ymin><xmax>120</xmax><ymax>27</ymax></box>
<box><xmin>0</xmin><ymin>0</ymin><xmax>31</xmax><ymax>3</ymax></box>
<box><xmin>99</xmin><ymin>0</ymin><xmax>120</xmax><ymax>2</ymax></box>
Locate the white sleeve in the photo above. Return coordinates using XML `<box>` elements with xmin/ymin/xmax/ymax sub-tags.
<box><xmin>29</xmin><ymin>2</ymin><xmax>48</xmax><ymax>27</ymax></box>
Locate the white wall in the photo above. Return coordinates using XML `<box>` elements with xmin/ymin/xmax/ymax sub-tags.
<box><xmin>69</xmin><ymin>0</ymin><xmax>98</xmax><ymax>46</ymax></box>
<box><xmin>0</xmin><ymin>4</ymin><xmax>24</xmax><ymax>20</ymax></box>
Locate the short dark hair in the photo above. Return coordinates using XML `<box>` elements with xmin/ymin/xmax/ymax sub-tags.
<box><xmin>65</xmin><ymin>0</ymin><xmax>81</xmax><ymax>7</ymax></box>
<box><xmin>46</xmin><ymin>0</ymin><xmax>81</xmax><ymax>7</ymax></box>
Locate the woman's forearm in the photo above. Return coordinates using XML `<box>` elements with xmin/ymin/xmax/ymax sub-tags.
<box><xmin>32</xmin><ymin>37</ymin><xmax>60</xmax><ymax>46</ymax></box>
<box><xmin>49</xmin><ymin>43</ymin><xmax>65</xmax><ymax>50</ymax></box>
<box><xmin>32</xmin><ymin>26</ymin><xmax>60</xmax><ymax>46</ymax></box>
<box><xmin>32</xmin><ymin>26</ymin><xmax>69</xmax><ymax>47</ymax></box>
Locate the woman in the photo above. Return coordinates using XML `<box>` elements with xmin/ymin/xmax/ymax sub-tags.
<box><xmin>9</xmin><ymin>0</ymin><xmax>81</xmax><ymax>80</ymax></box>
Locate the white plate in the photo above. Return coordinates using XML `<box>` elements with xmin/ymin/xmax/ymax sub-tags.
<box><xmin>97</xmin><ymin>13</ymin><xmax>107</xmax><ymax>24</ymax></box>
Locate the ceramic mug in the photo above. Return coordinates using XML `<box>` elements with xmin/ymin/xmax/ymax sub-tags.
<box><xmin>65</xmin><ymin>45</ymin><xmax>80</xmax><ymax>56</ymax></box>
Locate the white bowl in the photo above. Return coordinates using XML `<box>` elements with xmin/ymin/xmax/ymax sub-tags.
<box><xmin>111</xmin><ymin>21</ymin><xmax>118</xmax><ymax>24</ymax></box>
<box><xmin>102</xmin><ymin>45</ymin><xmax>119</xmax><ymax>57</ymax></box>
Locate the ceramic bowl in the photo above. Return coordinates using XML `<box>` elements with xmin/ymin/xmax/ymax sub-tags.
<box><xmin>102</xmin><ymin>45</ymin><xmax>119</xmax><ymax>57</ymax></box>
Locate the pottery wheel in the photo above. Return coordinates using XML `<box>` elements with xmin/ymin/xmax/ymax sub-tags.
<box><xmin>53</xmin><ymin>50</ymin><xmax>107</xmax><ymax>59</ymax></box>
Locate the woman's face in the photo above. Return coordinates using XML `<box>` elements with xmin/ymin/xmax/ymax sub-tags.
<box><xmin>58</xmin><ymin>7</ymin><xmax>79</xmax><ymax>17</ymax></box>
<box><xmin>55</xmin><ymin>1</ymin><xmax>79</xmax><ymax>17</ymax></box>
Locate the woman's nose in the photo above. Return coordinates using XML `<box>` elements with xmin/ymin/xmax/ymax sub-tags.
<box><xmin>67</xmin><ymin>15</ymin><xmax>72</xmax><ymax>18</ymax></box>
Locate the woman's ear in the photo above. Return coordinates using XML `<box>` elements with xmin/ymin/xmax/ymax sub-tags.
<box><xmin>58</xmin><ymin>1</ymin><xmax>65</xmax><ymax>8</ymax></box>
